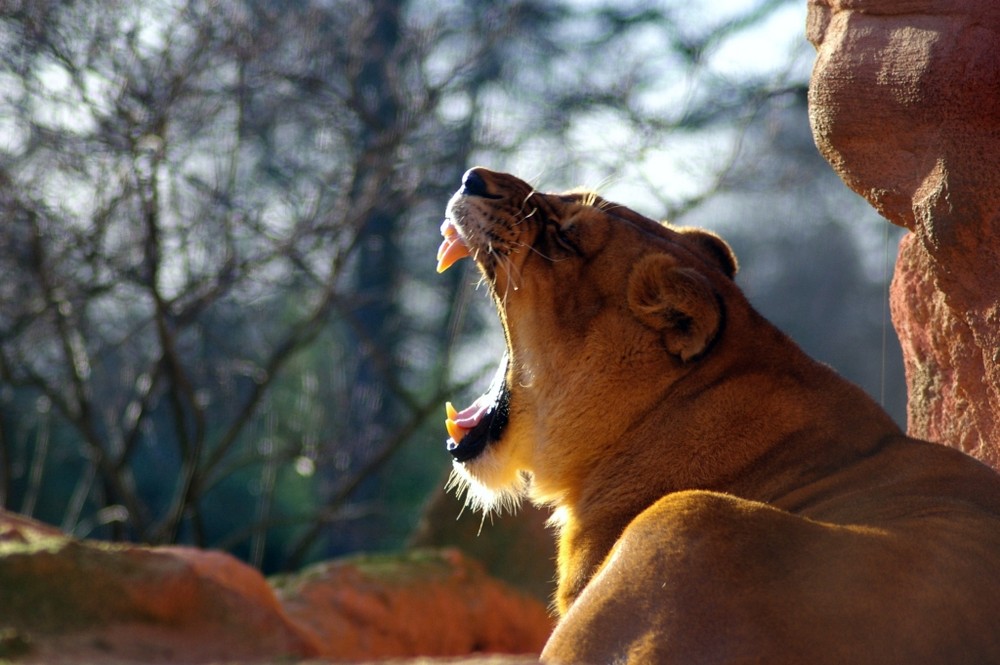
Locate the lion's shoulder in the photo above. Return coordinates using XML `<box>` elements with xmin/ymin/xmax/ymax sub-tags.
<box><xmin>545</xmin><ymin>483</ymin><xmax>1000</xmax><ymax>664</ymax></box>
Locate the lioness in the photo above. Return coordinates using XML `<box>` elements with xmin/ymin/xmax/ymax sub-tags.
<box><xmin>435</xmin><ymin>168</ymin><xmax>1000</xmax><ymax>665</ymax></box>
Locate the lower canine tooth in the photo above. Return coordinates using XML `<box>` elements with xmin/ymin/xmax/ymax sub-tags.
<box><xmin>445</xmin><ymin>418</ymin><xmax>467</xmax><ymax>444</ymax></box>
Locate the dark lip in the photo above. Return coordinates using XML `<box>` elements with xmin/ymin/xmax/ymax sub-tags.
<box><xmin>447</xmin><ymin>355</ymin><xmax>511</xmax><ymax>462</ymax></box>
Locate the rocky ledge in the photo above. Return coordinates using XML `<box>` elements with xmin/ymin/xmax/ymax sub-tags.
<box><xmin>0</xmin><ymin>510</ymin><xmax>551</xmax><ymax>664</ymax></box>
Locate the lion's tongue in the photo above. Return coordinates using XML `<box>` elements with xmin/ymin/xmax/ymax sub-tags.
<box><xmin>444</xmin><ymin>353</ymin><xmax>509</xmax><ymax>445</ymax></box>
<box><xmin>436</xmin><ymin>220</ymin><xmax>470</xmax><ymax>273</ymax></box>
<box><xmin>445</xmin><ymin>397</ymin><xmax>491</xmax><ymax>444</ymax></box>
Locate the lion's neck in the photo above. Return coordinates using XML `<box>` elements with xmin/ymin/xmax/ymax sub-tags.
<box><xmin>549</xmin><ymin>340</ymin><xmax>902</xmax><ymax>615</ymax></box>
<box><xmin>553</xmin><ymin>505</ymin><xmax>627</xmax><ymax>614</ymax></box>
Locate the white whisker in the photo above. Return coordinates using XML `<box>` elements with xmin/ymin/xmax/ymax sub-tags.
<box><xmin>499</xmin><ymin>253</ymin><xmax>522</xmax><ymax>304</ymax></box>
<box><xmin>514</xmin><ymin>207</ymin><xmax>538</xmax><ymax>226</ymax></box>
<box><xmin>522</xmin><ymin>242</ymin><xmax>566</xmax><ymax>264</ymax></box>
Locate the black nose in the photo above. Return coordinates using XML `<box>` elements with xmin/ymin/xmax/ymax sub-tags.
<box><xmin>462</xmin><ymin>169</ymin><xmax>490</xmax><ymax>197</ymax></box>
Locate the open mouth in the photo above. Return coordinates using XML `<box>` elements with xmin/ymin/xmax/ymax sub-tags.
<box><xmin>436</xmin><ymin>181</ymin><xmax>511</xmax><ymax>462</ymax></box>
<box><xmin>443</xmin><ymin>353</ymin><xmax>510</xmax><ymax>462</ymax></box>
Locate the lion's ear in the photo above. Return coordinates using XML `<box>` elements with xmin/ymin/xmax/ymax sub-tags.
<box><xmin>627</xmin><ymin>254</ymin><xmax>723</xmax><ymax>362</ymax></box>
<box><xmin>676</xmin><ymin>227</ymin><xmax>738</xmax><ymax>279</ymax></box>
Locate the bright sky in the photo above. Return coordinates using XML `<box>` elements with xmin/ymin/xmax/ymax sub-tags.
<box><xmin>494</xmin><ymin>0</ymin><xmax>814</xmax><ymax>213</ymax></box>
<box><xmin>709</xmin><ymin>1</ymin><xmax>810</xmax><ymax>78</ymax></box>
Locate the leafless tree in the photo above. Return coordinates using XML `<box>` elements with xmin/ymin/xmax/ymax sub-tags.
<box><xmin>0</xmin><ymin>0</ymin><xmax>803</xmax><ymax>569</ymax></box>
<box><xmin>0</xmin><ymin>0</ymin><xmax>510</xmax><ymax>562</ymax></box>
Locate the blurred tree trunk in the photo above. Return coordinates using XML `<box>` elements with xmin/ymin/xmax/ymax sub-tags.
<box><xmin>343</xmin><ymin>0</ymin><xmax>405</xmax><ymax>533</ymax></box>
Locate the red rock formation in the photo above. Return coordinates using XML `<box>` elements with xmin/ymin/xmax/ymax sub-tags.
<box><xmin>0</xmin><ymin>511</ymin><xmax>321</xmax><ymax>663</ymax></box>
<box><xmin>275</xmin><ymin>548</ymin><xmax>553</xmax><ymax>661</ymax></box>
<box><xmin>807</xmin><ymin>0</ymin><xmax>1000</xmax><ymax>466</ymax></box>
<box><xmin>0</xmin><ymin>510</ymin><xmax>551</xmax><ymax>663</ymax></box>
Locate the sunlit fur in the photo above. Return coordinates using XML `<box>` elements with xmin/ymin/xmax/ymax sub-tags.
<box><xmin>445</xmin><ymin>463</ymin><xmax>526</xmax><ymax>517</ymax></box>
<box><xmin>443</xmin><ymin>175</ymin><xmax>548</xmax><ymax>513</ymax></box>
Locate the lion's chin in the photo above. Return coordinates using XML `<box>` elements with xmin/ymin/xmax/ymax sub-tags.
<box><xmin>446</xmin><ymin>448</ymin><xmax>529</xmax><ymax>516</ymax></box>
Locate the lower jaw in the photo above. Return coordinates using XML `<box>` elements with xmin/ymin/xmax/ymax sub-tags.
<box><xmin>447</xmin><ymin>354</ymin><xmax>511</xmax><ymax>463</ymax></box>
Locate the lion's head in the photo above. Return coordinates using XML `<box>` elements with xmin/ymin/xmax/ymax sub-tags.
<box><xmin>437</xmin><ymin>167</ymin><xmax>742</xmax><ymax>515</ymax></box>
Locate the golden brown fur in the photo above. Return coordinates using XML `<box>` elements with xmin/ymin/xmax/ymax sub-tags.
<box><xmin>441</xmin><ymin>168</ymin><xmax>1000</xmax><ymax>664</ymax></box>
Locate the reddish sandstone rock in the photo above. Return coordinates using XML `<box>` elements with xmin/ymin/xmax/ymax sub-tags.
<box><xmin>0</xmin><ymin>510</ymin><xmax>320</xmax><ymax>663</ymax></box>
<box><xmin>273</xmin><ymin>548</ymin><xmax>553</xmax><ymax>661</ymax></box>
<box><xmin>807</xmin><ymin>0</ymin><xmax>1000</xmax><ymax>465</ymax></box>
<box><xmin>1</xmin><ymin>509</ymin><xmax>551</xmax><ymax>664</ymax></box>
